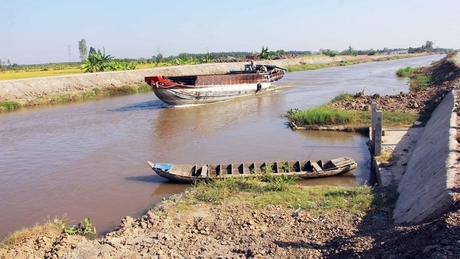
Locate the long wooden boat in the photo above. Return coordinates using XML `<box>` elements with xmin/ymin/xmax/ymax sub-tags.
<box><xmin>144</xmin><ymin>64</ymin><xmax>286</xmax><ymax>105</ymax></box>
<box><xmin>147</xmin><ymin>157</ymin><xmax>357</xmax><ymax>183</ymax></box>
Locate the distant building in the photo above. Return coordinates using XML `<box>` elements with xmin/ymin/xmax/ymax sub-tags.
<box><xmin>390</xmin><ymin>49</ymin><xmax>409</xmax><ymax>55</ymax></box>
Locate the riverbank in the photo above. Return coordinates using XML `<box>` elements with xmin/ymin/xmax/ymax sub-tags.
<box><xmin>0</xmin><ymin>54</ymin><xmax>423</xmax><ymax>111</ymax></box>
<box><xmin>4</xmin><ymin>53</ymin><xmax>460</xmax><ymax>258</ymax></box>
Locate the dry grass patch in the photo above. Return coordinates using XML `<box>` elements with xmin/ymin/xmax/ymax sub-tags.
<box><xmin>375</xmin><ymin>147</ymin><xmax>399</xmax><ymax>164</ymax></box>
<box><xmin>0</xmin><ymin>217</ymin><xmax>64</xmax><ymax>249</ymax></box>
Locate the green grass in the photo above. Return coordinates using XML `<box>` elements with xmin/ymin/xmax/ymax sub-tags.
<box><xmin>285</xmin><ymin>54</ymin><xmax>420</xmax><ymax>73</ymax></box>
<box><xmin>396</xmin><ymin>66</ymin><xmax>432</xmax><ymax>91</ymax></box>
<box><xmin>339</xmin><ymin>60</ymin><xmax>356</xmax><ymax>66</ymax></box>
<box><xmin>0</xmin><ymin>84</ymin><xmax>152</xmax><ymax>112</ymax></box>
<box><xmin>286</xmin><ymin>63</ymin><xmax>332</xmax><ymax>72</ymax></box>
<box><xmin>0</xmin><ymin>101</ymin><xmax>21</xmax><ymax>112</ymax></box>
<box><xmin>396</xmin><ymin>66</ymin><xmax>416</xmax><ymax>77</ymax></box>
<box><xmin>183</xmin><ymin>177</ymin><xmax>397</xmax><ymax>216</ymax></box>
<box><xmin>330</xmin><ymin>92</ymin><xmax>354</xmax><ymax>103</ymax></box>
<box><xmin>409</xmin><ymin>74</ymin><xmax>432</xmax><ymax>92</ymax></box>
<box><xmin>288</xmin><ymin>105</ymin><xmax>355</xmax><ymax>126</ymax></box>
<box><xmin>192</xmin><ymin>173</ymin><xmax>300</xmax><ymax>203</ymax></box>
<box><xmin>250</xmin><ymin>185</ymin><xmax>373</xmax><ymax>213</ymax></box>
<box><xmin>288</xmin><ymin>104</ymin><xmax>424</xmax><ymax>129</ymax></box>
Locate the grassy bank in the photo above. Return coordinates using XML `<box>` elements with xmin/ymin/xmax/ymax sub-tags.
<box><xmin>1</xmin><ymin>177</ymin><xmax>396</xmax><ymax>248</ymax></box>
<box><xmin>396</xmin><ymin>66</ymin><xmax>432</xmax><ymax>92</ymax></box>
<box><xmin>0</xmin><ymin>178</ymin><xmax>396</xmax><ymax>246</ymax></box>
<box><xmin>171</xmin><ymin>177</ymin><xmax>396</xmax><ymax>217</ymax></box>
<box><xmin>287</xmin><ymin>104</ymin><xmax>428</xmax><ymax>131</ymax></box>
<box><xmin>0</xmin><ymin>84</ymin><xmax>151</xmax><ymax>113</ymax></box>
<box><xmin>285</xmin><ymin>54</ymin><xmax>416</xmax><ymax>72</ymax></box>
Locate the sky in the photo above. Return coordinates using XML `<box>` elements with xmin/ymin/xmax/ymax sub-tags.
<box><xmin>1</xmin><ymin>0</ymin><xmax>459</xmax><ymax>65</ymax></box>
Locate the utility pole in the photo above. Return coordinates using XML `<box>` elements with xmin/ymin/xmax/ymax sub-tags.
<box><xmin>68</xmin><ymin>45</ymin><xmax>71</xmax><ymax>62</ymax></box>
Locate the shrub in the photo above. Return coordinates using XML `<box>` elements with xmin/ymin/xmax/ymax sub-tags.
<box><xmin>396</xmin><ymin>66</ymin><xmax>415</xmax><ymax>77</ymax></box>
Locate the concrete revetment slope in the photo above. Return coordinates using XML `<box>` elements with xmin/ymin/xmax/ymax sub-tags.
<box><xmin>394</xmin><ymin>91</ymin><xmax>458</xmax><ymax>224</ymax></box>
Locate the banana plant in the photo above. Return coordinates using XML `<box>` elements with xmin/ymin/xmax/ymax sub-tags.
<box><xmin>259</xmin><ymin>45</ymin><xmax>270</xmax><ymax>59</ymax></box>
<box><xmin>81</xmin><ymin>49</ymin><xmax>113</xmax><ymax>73</ymax></box>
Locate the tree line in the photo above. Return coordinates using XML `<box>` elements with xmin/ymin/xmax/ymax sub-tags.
<box><xmin>0</xmin><ymin>40</ymin><xmax>456</xmax><ymax>73</ymax></box>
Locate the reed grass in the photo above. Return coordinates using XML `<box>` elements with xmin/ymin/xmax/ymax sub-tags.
<box><xmin>396</xmin><ymin>66</ymin><xmax>416</xmax><ymax>77</ymax></box>
<box><xmin>0</xmin><ymin>101</ymin><xmax>21</xmax><ymax>112</ymax></box>
<box><xmin>288</xmin><ymin>105</ymin><xmax>355</xmax><ymax>126</ymax></box>
<box><xmin>288</xmin><ymin>104</ymin><xmax>424</xmax><ymax>129</ymax></box>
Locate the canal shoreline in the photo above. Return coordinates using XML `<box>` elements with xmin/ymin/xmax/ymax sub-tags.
<box><xmin>0</xmin><ymin>54</ymin><xmax>424</xmax><ymax>109</ymax></box>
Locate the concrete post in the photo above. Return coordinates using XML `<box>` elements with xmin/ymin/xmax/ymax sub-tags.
<box><xmin>371</xmin><ymin>102</ymin><xmax>382</xmax><ymax>155</ymax></box>
<box><xmin>371</xmin><ymin>102</ymin><xmax>377</xmax><ymax>142</ymax></box>
<box><xmin>374</xmin><ymin>110</ymin><xmax>382</xmax><ymax>156</ymax></box>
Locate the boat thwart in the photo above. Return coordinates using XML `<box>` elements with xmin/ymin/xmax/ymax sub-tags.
<box><xmin>147</xmin><ymin>157</ymin><xmax>357</xmax><ymax>183</ymax></box>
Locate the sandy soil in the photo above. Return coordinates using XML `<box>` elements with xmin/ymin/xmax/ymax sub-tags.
<box><xmin>2</xmin><ymin>54</ymin><xmax>460</xmax><ymax>258</ymax></box>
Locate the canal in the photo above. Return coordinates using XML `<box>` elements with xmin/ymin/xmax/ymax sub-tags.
<box><xmin>0</xmin><ymin>54</ymin><xmax>443</xmax><ymax>239</ymax></box>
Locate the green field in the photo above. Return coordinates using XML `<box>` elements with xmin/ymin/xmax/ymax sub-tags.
<box><xmin>0</xmin><ymin>63</ymin><xmax>163</xmax><ymax>80</ymax></box>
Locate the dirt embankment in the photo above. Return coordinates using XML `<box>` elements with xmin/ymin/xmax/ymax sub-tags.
<box><xmin>331</xmin><ymin>54</ymin><xmax>460</xmax><ymax>115</ymax></box>
<box><xmin>5</xmin><ymin>53</ymin><xmax>460</xmax><ymax>259</ymax></box>
<box><xmin>2</xmin><ymin>190</ymin><xmax>460</xmax><ymax>259</ymax></box>
<box><xmin>0</xmin><ymin>54</ymin><xmax>422</xmax><ymax>105</ymax></box>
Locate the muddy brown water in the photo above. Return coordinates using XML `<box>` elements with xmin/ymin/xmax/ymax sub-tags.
<box><xmin>0</xmin><ymin>55</ymin><xmax>443</xmax><ymax>240</ymax></box>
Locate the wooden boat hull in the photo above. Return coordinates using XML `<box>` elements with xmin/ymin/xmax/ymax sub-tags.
<box><xmin>151</xmin><ymin>81</ymin><xmax>273</xmax><ymax>105</ymax></box>
<box><xmin>145</xmin><ymin>65</ymin><xmax>286</xmax><ymax>105</ymax></box>
<box><xmin>147</xmin><ymin>157</ymin><xmax>357</xmax><ymax>183</ymax></box>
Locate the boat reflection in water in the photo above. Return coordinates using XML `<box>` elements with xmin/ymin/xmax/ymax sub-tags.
<box><xmin>150</xmin><ymin>182</ymin><xmax>189</xmax><ymax>198</ymax></box>
<box><xmin>147</xmin><ymin>90</ymin><xmax>286</xmax><ymax>164</ymax></box>
<box><xmin>297</xmin><ymin>171</ymin><xmax>358</xmax><ymax>187</ymax></box>
<box><xmin>292</xmin><ymin>130</ymin><xmax>372</xmax><ymax>185</ymax></box>
<box><xmin>147</xmin><ymin>93</ymin><xmax>370</xmax><ymax>186</ymax></box>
